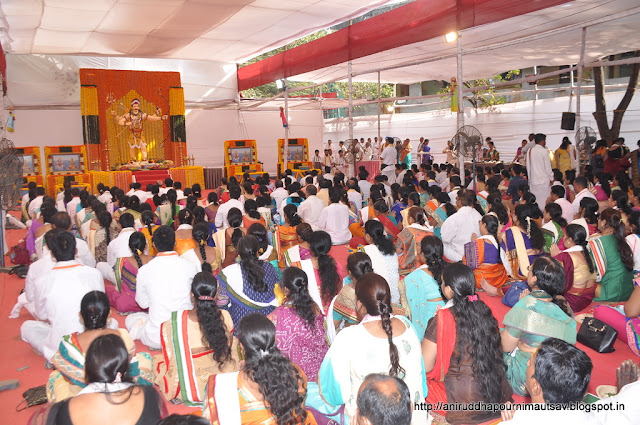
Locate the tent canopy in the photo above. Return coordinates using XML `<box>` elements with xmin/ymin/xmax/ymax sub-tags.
<box><xmin>0</xmin><ymin>0</ymin><xmax>397</xmax><ymax>63</ymax></box>
<box><xmin>286</xmin><ymin>0</ymin><xmax>640</xmax><ymax>85</ymax></box>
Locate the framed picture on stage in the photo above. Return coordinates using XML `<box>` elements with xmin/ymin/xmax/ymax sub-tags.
<box><xmin>51</xmin><ymin>153</ymin><xmax>82</xmax><ymax>173</ymax></box>
<box><xmin>287</xmin><ymin>145</ymin><xmax>304</xmax><ymax>161</ymax></box>
<box><xmin>21</xmin><ymin>154</ymin><xmax>35</xmax><ymax>174</ymax></box>
<box><xmin>229</xmin><ymin>147</ymin><xmax>253</xmax><ymax>164</ymax></box>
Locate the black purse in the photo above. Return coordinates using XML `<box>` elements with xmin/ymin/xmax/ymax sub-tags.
<box><xmin>16</xmin><ymin>385</ymin><xmax>47</xmax><ymax>411</ymax></box>
<box><xmin>577</xmin><ymin>317</ymin><xmax>618</xmax><ymax>353</ymax></box>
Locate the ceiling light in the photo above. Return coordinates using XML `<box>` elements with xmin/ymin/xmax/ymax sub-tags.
<box><xmin>444</xmin><ymin>32</ymin><xmax>458</xmax><ymax>43</ymax></box>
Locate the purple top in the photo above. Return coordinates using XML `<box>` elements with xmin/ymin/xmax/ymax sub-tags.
<box><xmin>272</xmin><ymin>305</ymin><xmax>328</xmax><ymax>381</ymax></box>
<box><xmin>25</xmin><ymin>219</ymin><xmax>43</xmax><ymax>256</ymax></box>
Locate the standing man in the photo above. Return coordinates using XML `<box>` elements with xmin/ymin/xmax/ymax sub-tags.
<box><xmin>380</xmin><ymin>138</ymin><xmax>397</xmax><ymax>182</ymax></box>
<box><xmin>526</xmin><ymin>133</ymin><xmax>553</xmax><ymax>212</ymax></box>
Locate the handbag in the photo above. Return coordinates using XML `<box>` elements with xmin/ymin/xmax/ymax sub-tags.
<box><xmin>502</xmin><ymin>281</ymin><xmax>529</xmax><ymax>308</ymax></box>
<box><xmin>9</xmin><ymin>240</ymin><xmax>30</xmax><ymax>265</ymax></box>
<box><xmin>577</xmin><ymin>317</ymin><xmax>618</xmax><ymax>353</ymax></box>
<box><xmin>16</xmin><ymin>385</ymin><xmax>47</xmax><ymax>411</ymax></box>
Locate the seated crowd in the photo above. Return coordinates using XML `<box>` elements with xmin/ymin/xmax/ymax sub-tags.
<box><xmin>13</xmin><ymin>146</ymin><xmax>640</xmax><ymax>425</ymax></box>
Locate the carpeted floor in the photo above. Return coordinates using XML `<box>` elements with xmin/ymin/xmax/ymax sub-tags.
<box><xmin>0</xmin><ymin>213</ymin><xmax>633</xmax><ymax>424</ymax></box>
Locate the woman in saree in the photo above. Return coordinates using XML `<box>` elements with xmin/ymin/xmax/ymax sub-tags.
<box><xmin>284</xmin><ymin>223</ymin><xmax>312</xmax><ymax>267</ymax></box>
<box><xmin>464</xmin><ymin>214</ymin><xmax>508</xmax><ymax>292</ymax></box>
<box><xmin>422</xmin><ymin>263</ymin><xmax>512</xmax><ymax>424</ymax></box>
<box><xmin>214</xmin><ymin>207</ymin><xmax>247</xmax><ymax>269</ymax></box>
<box><xmin>360</xmin><ymin>220</ymin><xmax>402</xmax><ymax>310</ymax></box>
<box><xmin>316</xmin><ymin>273</ymin><xmax>427</xmax><ymax>423</ymax></box>
<box><xmin>26</xmin><ymin>202</ymin><xmax>55</xmax><ymax>260</ymax></box>
<box><xmin>205</xmin><ymin>192</ymin><xmax>219</xmax><ymax>223</ymax></box>
<box><xmin>571</xmin><ymin>197</ymin><xmax>600</xmax><ymax>236</ymax></box>
<box><xmin>275</xmin><ymin>203</ymin><xmax>302</xmax><ymax>267</ymax></box>
<box><xmin>593</xmin><ymin>172</ymin><xmax>612</xmax><ymax>202</ymax></box>
<box><xmin>140</xmin><ymin>210</ymin><xmax>158</xmax><ymax>256</ymax></box>
<box><xmin>88</xmin><ymin>210</ymin><xmax>119</xmax><ymax>264</ymax></box>
<box><xmin>610</xmin><ymin>189</ymin><xmax>633</xmax><ymax>225</ymax></box>
<box><xmin>248</xmin><ymin>223</ymin><xmax>280</xmax><ymax>277</ymax></box>
<box><xmin>541</xmin><ymin>202</ymin><xmax>567</xmax><ymax>253</ymax></box>
<box><xmin>291</xmin><ymin>231</ymin><xmax>343</xmax><ymax>315</ymax></box>
<box><xmin>154</xmin><ymin>271</ymin><xmax>238</xmax><ymax>407</ymax></box>
<box><xmin>242</xmin><ymin>199</ymin><xmax>266</xmax><ymax>229</ymax></box>
<box><xmin>390</xmin><ymin>186</ymin><xmax>409</xmax><ymax>223</ymax></box>
<box><xmin>431</xmin><ymin>192</ymin><xmax>457</xmax><ymax>239</ymax></box>
<box><xmin>217</xmin><ymin>235</ymin><xmax>280</xmax><ymax>327</ymax></box>
<box><xmin>397</xmin><ymin>192</ymin><xmax>422</xmax><ymax>228</ymax></box>
<box><xmin>372</xmin><ymin>199</ymin><xmax>402</xmax><ymax>241</ymax></box>
<box><xmin>501</xmin><ymin>256</ymin><xmax>577</xmax><ymax>396</ymax></box>
<box><xmin>331</xmin><ymin>252</ymin><xmax>373</xmax><ymax>332</ymax></box>
<box><xmin>123</xmin><ymin>195</ymin><xmax>143</xmax><ymax>229</ymax></box>
<box><xmin>487</xmin><ymin>191</ymin><xmax>511</xmax><ymax>236</ymax></box>
<box><xmin>268</xmin><ymin>267</ymin><xmax>328</xmax><ymax>382</ymax></box>
<box><xmin>203</xmin><ymin>313</ymin><xmax>317</xmax><ymax>425</ymax></box>
<box><xmin>156</xmin><ymin>189</ymin><xmax>181</xmax><ymax>226</ymax></box>
<box><xmin>348</xmin><ymin>187</ymin><xmax>383</xmax><ymax>248</ymax></box>
<box><xmin>174</xmin><ymin>209</ymin><xmax>197</xmax><ymax>256</ymax></box>
<box><xmin>590</xmin><ymin>208</ymin><xmax>635</xmax><ymax>302</ymax></box>
<box><xmin>180</xmin><ymin>222</ymin><xmax>222</xmax><ymax>274</ymax></box>
<box><xmin>501</xmin><ymin>204</ymin><xmax>545</xmax><ymax>280</ymax></box>
<box><xmin>552</xmin><ymin>224</ymin><xmax>597</xmax><ymax>312</ymax></box>
<box><xmin>47</xmin><ymin>291</ymin><xmax>153</xmax><ymax>402</ymax></box>
<box><xmin>105</xmin><ymin>232</ymin><xmax>152</xmax><ymax>313</ymax></box>
<box><xmin>394</xmin><ymin>206</ymin><xmax>433</xmax><ymax>276</ymax></box>
<box><xmin>404</xmin><ymin>236</ymin><xmax>446</xmax><ymax>339</ymax></box>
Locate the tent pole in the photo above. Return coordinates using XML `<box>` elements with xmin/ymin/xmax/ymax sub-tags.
<box><xmin>284</xmin><ymin>77</ymin><xmax>289</xmax><ymax>173</ymax></box>
<box><xmin>377</xmin><ymin>71</ymin><xmax>381</xmax><ymax>158</ymax></box>
<box><xmin>576</xmin><ymin>27</ymin><xmax>587</xmax><ymax>174</ymax></box>
<box><xmin>348</xmin><ymin>61</ymin><xmax>354</xmax><ymax>176</ymax></box>
<box><xmin>456</xmin><ymin>32</ymin><xmax>465</xmax><ymax>185</ymax></box>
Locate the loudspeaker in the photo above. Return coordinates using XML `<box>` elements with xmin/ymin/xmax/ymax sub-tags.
<box><xmin>561</xmin><ymin>112</ymin><xmax>576</xmax><ymax>130</ymax></box>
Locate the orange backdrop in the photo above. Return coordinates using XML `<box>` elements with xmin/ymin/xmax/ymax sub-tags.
<box><xmin>79</xmin><ymin>69</ymin><xmax>183</xmax><ymax>170</ymax></box>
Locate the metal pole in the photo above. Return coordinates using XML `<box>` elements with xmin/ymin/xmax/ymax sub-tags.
<box><xmin>456</xmin><ymin>33</ymin><xmax>465</xmax><ymax>185</ymax></box>
<box><xmin>576</xmin><ymin>27</ymin><xmax>587</xmax><ymax>174</ymax></box>
<box><xmin>348</xmin><ymin>61</ymin><xmax>354</xmax><ymax>176</ymax></box>
<box><xmin>377</xmin><ymin>71</ymin><xmax>381</xmax><ymax>158</ymax></box>
<box><xmin>284</xmin><ymin>78</ymin><xmax>289</xmax><ymax>172</ymax></box>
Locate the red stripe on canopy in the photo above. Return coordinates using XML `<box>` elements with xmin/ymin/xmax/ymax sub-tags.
<box><xmin>237</xmin><ymin>0</ymin><xmax>572</xmax><ymax>91</ymax></box>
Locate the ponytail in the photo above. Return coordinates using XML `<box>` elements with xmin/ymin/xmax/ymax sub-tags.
<box><xmin>98</xmin><ymin>211</ymin><xmax>112</xmax><ymax>247</ymax></box>
<box><xmin>193</xmin><ymin>222</ymin><xmax>210</xmax><ymax>271</ymax></box>
<box><xmin>421</xmin><ymin>236</ymin><xmax>444</xmax><ymax>285</ymax></box>
<box><xmin>365</xmin><ymin>220</ymin><xmax>395</xmax><ymax>256</ymax></box>
<box><xmin>601</xmin><ymin>208</ymin><xmax>634</xmax><ymax>271</ymax></box>
<box><xmin>309</xmin><ymin>231</ymin><xmax>339</xmax><ymax>304</ymax></box>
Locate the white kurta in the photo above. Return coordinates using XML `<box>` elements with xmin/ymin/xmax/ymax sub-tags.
<box><xmin>126</xmin><ymin>251</ymin><xmax>198</xmax><ymax>348</ymax></box>
<box><xmin>297</xmin><ymin>195</ymin><xmax>326</xmax><ymax>230</ymax></box>
<box><xmin>440</xmin><ymin>206</ymin><xmax>482</xmax><ymax>262</ymax></box>
<box><xmin>214</xmin><ymin>198</ymin><xmax>245</xmax><ymax>229</ymax></box>
<box><xmin>526</xmin><ymin>144</ymin><xmax>553</xmax><ymax>212</ymax></box>
<box><xmin>318</xmin><ymin>203</ymin><xmax>352</xmax><ymax>245</ymax></box>
<box><xmin>380</xmin><ymin>146</ymin><xmax>397</xmax><ymax>166</ymax></box>
<box><xmin>572</xmin><ymin>188</ymin><xmax>597</xmax><ymax>214</ymax></box>
<box><xmin>20</xmin><ymin>260</ymin><xmax>104</xmax><ymax>360</ymax></box>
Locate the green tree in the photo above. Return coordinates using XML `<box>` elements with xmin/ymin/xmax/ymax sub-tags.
<box><xmin>437</xmin><ymin>70</ymin><xmax>521</xmax><ymax>111</ymax></box>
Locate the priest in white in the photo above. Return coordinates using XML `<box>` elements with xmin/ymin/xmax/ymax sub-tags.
<box><xmin>526</xmin><ymin>133</ymin><xmax>553</xmax><ymax>212</ymax></box>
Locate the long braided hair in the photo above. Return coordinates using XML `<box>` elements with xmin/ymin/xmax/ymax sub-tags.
<box><xmin>355</xmin><ymin>273</ymin><xmax>405</xmax><ymax>378</ymax></box>
<box><xmin>128</xmin><ymin>232</ymin><xmax>146</xmax><ymax>268</ymax></box>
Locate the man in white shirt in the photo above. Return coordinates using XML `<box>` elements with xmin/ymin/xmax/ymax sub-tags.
<box><xmin>270</xmin><ymin>180</ymin><xmax>289</xmax><ymax>215</ymax></box>
<box><xmin>50</xmin><ymin>212</ymin><xmax>96</xmax><ymax>267</ymax></box>
<box><xmin>215</xmin><ymin>185</ymin><xmax>245</xmax><ymax>229</ymax></box>
<box><xmin>173</xmin><ymin>181</ymin><xmax>184</xmax><ymax>200</ymax></box>
<box><xmin>28</xmin><ymin>187</ymin><xmax>45</xmax><ymax>220</ymax></box>
<box><xmin>158</xmin><ymin>178</ymin><xmax>173</xmax><ymax>196</ymax></box>
<box><xmin>126</xmin><ymin>226</ymin><xmax>198</xmax><ymax>349</ymax></box>
<box><xmin>358</xmin><ymin>171</ymin><xmax>372</xmax><ymax>203</ymax></box>
<box><xmin>65</xmin><ymin>188</ymin><xmax>81</xmax><ymax>223</ymax></box>
<box><xmin>347</xmin><ymin>179</ymin><xmax>363</xmax><ymax>211</ymax></box>
<box><xmin>435</xmin><ymin>164</ymin><xmax>448</xmax><ymax>185</ymax></box>
<box><xmin>364</xmin><ymin>139</ymin><xmax>373</xmax><ymax>161</ymax></box>
<box><xmin>335</xmin><ymin>150</ymin><xmax>347</xmax><ymax>176</ymax></box>
<box><xmin>297</xmin><ymin>185</ymin><xmax>325</xmax><ymax>230</ymax></box>
<box><xmin>572</xmin><ymin>176</ymin><xmax>596</xmax><ymax>215</ymax></box>
<box><xmin>132</xmin><ymin>182</ymin><xmax>150</xmax><ymax>203</ymax></box>
<box><xmin>312</xmin><ymin>149</ymin><xmax>323</xmax><ymax>168</ymax></box>
<box><xmin>526</xmin><ymin>133</ymin><xmax>553</xmax><ymax>212</ymax></box>
<box><xmin>548</xmin><ymin>185</ymin><xmax>574</xmax><ymax>224</ymax></box>
<box><xmin>21</xmin><ymin>230</ymin><xmax>104</xmax><ymax>360</ymax></box>
<box><xmin>440</xmin><ymin>190</ymin><xmax>481</xmax><ymax>262</ymax></box>
<box><xmin>380</xmin><ymin>138</ymin><xmax>397</xmax><ymax>171</ymax></box>
<box><xmin>318</xmin><ymin>187</ymin><xmax>352</xmax><ymax>245</ymax></box>
<box><xmin>96</xmin><ymin>213</ymin><xmax>135</xmax><ymax>283</ymax></box>
<box><xmin>448</xmin><ymin>176</ymin><xmax>463</xmax><ymax>205</ymax></box>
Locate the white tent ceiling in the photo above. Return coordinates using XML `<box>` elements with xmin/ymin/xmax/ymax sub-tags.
<box><xmin>288</xmin><ymin>0</ymin><xmax>640</xmax><ymax>84</ymax></box>
<box><xmin>0</xmin><ymin>0</ymin><xmax>398</xmax><ymax>63</ymax></box>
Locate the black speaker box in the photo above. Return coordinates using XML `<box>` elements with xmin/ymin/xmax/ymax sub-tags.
<box><xmin>561</xmin><ymin>112</ymin><xmax>576</xmax><ymax>130</ymax></box>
